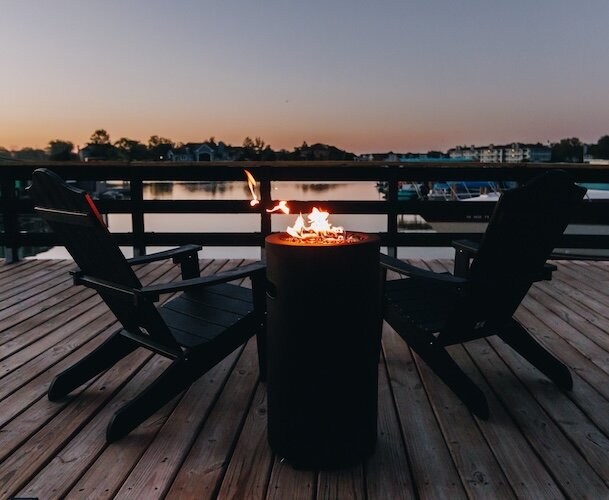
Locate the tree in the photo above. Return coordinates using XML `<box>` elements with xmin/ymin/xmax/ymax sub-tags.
<box><xmin>13</xmin><ymin>148</ymin><xmax>47</xmax><ymax>161</ymax></box>
<box><xmin>148</xmin><ymin>135</ymin><xmax>174</xmax><ymax>148</ymax></box>
<box><xmin>0</xmin><ymin>147</ymin><xmax>12</xmax><ymax>161</ymax></box>
<box><xmin>89</xmin><ymin>129</ymin><xmax>111</xmax><ymax>145</ymax></box>
<box><xmin>48</xmin><ymin>140</ymin><xmax>74</xmax><ymax>161</ymax></box>
<box><xmin>592</xmin><ymin>135</ymin><xmax>609</xmax><ymax>159</ymax></box>
<box><xmin>260</xmin><ymin>145</ymin><xmax>276</xmax><ymax>161</ymax></box>
<box><xmin>148</xmin><ymin>136</ymin><xmax>174</xmax><ymax>161</ymax></box>
<box><xmin>551</xmin><ymin>137</ymin><xmax>584</xmax><ymax>163</ymax></box>
<box><xmin>253</xmin><ymin>137</ymin><xmax>266</xmax><ymax>154</ymax></box>
<box><xmin>242</xmin><ymin>136</ymin><xmax>256</xmax><ymax>159</ymax></box>
<box><xmin>83</xmin><ymin>130</ymin><xmax>119</xmax><ymax>160</ymax></box>
<box><xmin>275</xmin><ymin>148</ymin><xmax>291</xmax><ymax>160</ymax></box>
<box><xmin>115</xmin><ymin>137</ymin><xmax>148</xmax><ymax>161</ymax></box>
<box><xmin>241</xmin><ymin>136</ymin><xmax>268</xmax><ymax>160</ymax></box>
<box><xmin>292</xmin><ymin>141</ymin><xmax>311</xmax><ymax>160</ymax></box>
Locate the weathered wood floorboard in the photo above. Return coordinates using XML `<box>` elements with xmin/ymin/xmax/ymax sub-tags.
<box><xmin>429</xmin><ymin>261</ymin><xmax>566</xmax><ymax>499</ymax></box>
<box><xmin>1</xmin><ymin>259</ymin><xmax>609</xmax><ymax>499</ymax></box>
<box><xmin>215</xmin><ymin>383</ymin><xmax>273</xmax><ymax>500</ymax></box>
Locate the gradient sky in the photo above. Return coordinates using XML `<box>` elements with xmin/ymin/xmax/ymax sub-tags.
<box><xmin>2</xmin><ymin>0</ymin><xmax>609</xmax><ymax>153</ymax></box>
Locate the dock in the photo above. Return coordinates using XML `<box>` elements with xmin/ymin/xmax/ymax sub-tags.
<box><xmin>1</xmin><ymin>258</ymin><xmax>609</xmax><ymax>498</ymax></box>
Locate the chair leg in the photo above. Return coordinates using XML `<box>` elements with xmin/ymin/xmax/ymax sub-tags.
<box><xmin>387</xmin><ymin>312</ymin><xmax>489</xmax><ymax>419</ymax></box>
<box><xmin>411</xmin><ymin>338</ymin><xmax>489</xmax><ymax>419</ymax></box>
<box><xmin>49</xmin><ymin>332</ymin><xmax>137</xmax><ymax>401</ymax></box>
<box><xmin>106</xmin><ymin>336</ymin><xmax>241</xmax><ymax>442</ymax></box>
<box><xmin>106</xmin><ymin>357</ymin><xmax>194</xmax><ymax>442</ymax></box>
<box><xmin>498</xmin><ymin>318</ymin><xmax>573</xmax><ymax>390</ymax></box>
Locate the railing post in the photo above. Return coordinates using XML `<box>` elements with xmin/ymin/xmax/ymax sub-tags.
<box><xmin>386</xmin><ymin>169</ymin><xmax>398</xmax><ymax>258</ymax></box>
<box><xmin>131</xmin><ymin>175</ymin><xmax>146</xmax><ymax>256</ymax></box>
<box><xmin>260</xmin><ymin>166</ymin><xmax>272</xmax><ymax>257</ymax></box>
<box><xmin>1</xmin><ymin>179</ymin><xmax>20</xmax><ymax>263</ymax></box>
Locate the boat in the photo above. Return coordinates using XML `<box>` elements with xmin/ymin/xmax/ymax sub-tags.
<box><xmin>427</xmin><ymin>182</ymin><xmax>503</xmax><ymax>232</ymax></box>
<box><xmin>427</xmin><ymin>181</ymin><xmax>506</xmax><ymax>201</ymax></box>
<box><xmin>377</xmin><ymin>181</ymin><xmax>425</xmax><ymax>200</ymax></box>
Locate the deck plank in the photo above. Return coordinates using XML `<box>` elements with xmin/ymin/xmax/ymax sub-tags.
<box><xmin>0</xmin><ymin>259</ymin><xmax>70</xmax><ymax>297</ymax></box>
<box><xmin>0</xmin><ymin>259</ymin><xmax>41</xmax><ymax>275</ymax></box>
<box><xmin>531</xmin><ymin>280</ymin><xmax>609</xmax><ymax>344</ymax></box>
<box><xmin>521</xmin><ymin>295</ymin><xmax>609</xmax><ymax>375</ymax></box>
<box><xmin>0</xmin><ymin>349</ymin><xmax>155</xmax><ymax>498</ymax></box>
<box><xmin>415</xmin><ymin>352</ymin><xmax>516</xmax><ymax>499</ymax></box>
<box><xmin>488</xmin><ymin>335</ymin><xmax>609</xmax><ymax>487</ymax></box>
<box><xmin>430</xmin><ymin>260</ymin><xmax>567</xmax><ymax>499</ymax></box>
<box><xmin>161</xmin><ymin>339</ymin><xmax>260</xmax><ymax>499</ymax></box>
<box><xmin>215</xmin><ymin>384</ymin><xmax>273</xmax><ymax>500</ymax></box>
<box><xmin>465</xmin><ymin>338</ymin><xmax>609</xmax><ymax>497</ymax></box>
<box><xmin>382</xmin><ymin>323</ymin><xmax>468</xmax><ymax>500</ymax></box>
<box><xmin>265</xmin><ymin>459</ymin><xmax>315</xmax><ymax>500</ymax></box>
<box><xmin>317</xmin><ymin>466</ymin><xmax>365</xmax><ymax>500</ymax></box>
<box><xmin>2</xmin><ymin>259</ymin><xmax>609</xmax><ymax>498</ymax></box>
<box><xmin>364</xmin><ymin>356</ymin><xmax>416</xmax><ymax>500</ymax></box>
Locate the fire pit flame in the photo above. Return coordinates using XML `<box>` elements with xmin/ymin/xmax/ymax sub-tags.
<box><xmin>266</xmin><ymin>200</ymin><xmax>290</xmax><ymax>214</ymax></box>
<box><xmin>243</xmin><ymin>169</ymin><xmax>346</xmax><ymax>243</ymax></box>
<box><xmin>286</xmin><ymin>207</ymin><xmax>345</xmax><ymax>243</ymax></box>
<box><xmin>244</xmin><ymin>170</ymin><xmax>260</xmax><ymax>207</ymax></box>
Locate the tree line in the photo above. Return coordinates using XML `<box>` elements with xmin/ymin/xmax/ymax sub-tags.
<box><xmin>1</xmin><ymin>129</ymin><xmax>609</xmax><ymax>162</ymax></box>
<box><xmin>0</xmin><ymin>129</ymin><xmax>356</xmax><ymax>162</ymax></box>
<box><xmin>550</xmin><ymin>136</ymin><xmax>609</xmax><ymax>162</ymax></box>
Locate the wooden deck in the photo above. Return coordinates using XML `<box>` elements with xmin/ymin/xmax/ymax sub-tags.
<box><xmin>1</xmin><ymin>258</ymin><xmax>609</xmax><ymax>499</ymax></box>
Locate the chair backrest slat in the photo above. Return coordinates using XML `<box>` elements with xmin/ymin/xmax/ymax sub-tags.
<box><xmin>35</xmin><ymin>207</ymin><xmax>94</xmax><ymax>226</ymax></box>
<box><xmin>30</xmin><ymin>168</ymin><xmax>180</xmax><ymax>351</ymax></box>
<box><xmin>465</xmin><ymin>170</ymin><xmax>586</xmax><ymax>325</ymax></box>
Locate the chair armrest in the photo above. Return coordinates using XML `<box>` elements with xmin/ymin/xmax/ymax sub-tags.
<box><xmin>71</xmin><ymin>271</ymin><xmax>142</xmax><ymax>305</ymax></box>
<box><xmin>140</xmin><ymin>261</ymin><xmax>266</xmax><ymax>299</ymax></box>
<box><xmin>452</xmin><ymin>239</ymin><xmax>480</xmax><ymax>254</ymax></box>
<box><xmin>452</xmin><ymin>239</ymin><xmax>479</xmax><ymax>277</ymax></box>
<box><xmin>126</xmin><ymin>244</ymin><xmax>202</xmax><ymax>266</ymax></box>
<box><xmin>380</xmin><ymin>254</ymin><xmax>466</xmax><ymax>285</ymax></box>
<box><xmin>540</xmin><ymin>263</ymin><xmax>557</xmax><ymax>280</ymax></box>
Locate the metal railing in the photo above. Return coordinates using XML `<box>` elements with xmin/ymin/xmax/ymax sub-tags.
<box><xmin>1</xmin><ymin>161</ymin><xmax>608</xmax><ymax>262</ymax></box>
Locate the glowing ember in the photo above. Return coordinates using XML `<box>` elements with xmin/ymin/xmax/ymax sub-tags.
<box><xmin>244</xmin><ymin>169</ymin><xmax>259</xmax><ymax>207</ymax></box>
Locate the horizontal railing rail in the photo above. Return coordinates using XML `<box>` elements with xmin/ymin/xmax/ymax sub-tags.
<box><xmin>1</xmin><ymin>161</ymin><xmax>608</xmax><ymax>262</ymax></box>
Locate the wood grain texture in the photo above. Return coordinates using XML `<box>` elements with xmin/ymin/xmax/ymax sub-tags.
<box><xmin>2</xmin><ymin>259</ymin><xmax>609</xmax><ymax>498</ymax></box>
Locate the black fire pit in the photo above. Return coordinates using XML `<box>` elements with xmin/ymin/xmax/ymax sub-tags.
<box><xmin>265</xmin><ymin>231</ymin><xmax>382</xmax><ymax>469</ymax></box>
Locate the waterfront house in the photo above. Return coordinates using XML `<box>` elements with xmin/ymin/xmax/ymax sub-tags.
<box><xmin>168</xmin><ymin>141</ymin><xmax>237</xmax><ymax>162</ymax></box>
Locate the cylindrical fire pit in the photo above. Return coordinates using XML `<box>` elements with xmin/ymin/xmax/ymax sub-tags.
<box><xmin>265</xmin><ymin>231</ymin><xmax>382</xmax><ymax>469</ymax></box>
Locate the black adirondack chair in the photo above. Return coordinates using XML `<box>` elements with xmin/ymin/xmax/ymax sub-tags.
<box><xmin>29</xmin><ymin>168</ymin><xmax>266</xmax><ymax>441</ymax></box>
<box><xmin>381</xmin><ymin>170</ymin><xmax>587</xmax><ymax>418</ymax></box>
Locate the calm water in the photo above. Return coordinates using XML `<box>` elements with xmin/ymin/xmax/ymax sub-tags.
<box><xmin>33</xmin><ymin>179</ymin><xmax>609</xmax><ymax>260</ymax></box>
<box><xmin>35</xmin><ymin>181</ymin><xmax>453</xmax><ymax>259</ymax></box>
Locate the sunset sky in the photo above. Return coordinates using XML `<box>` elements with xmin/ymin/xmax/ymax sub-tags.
<box><xmin>2</xmin><ymin>0</ymin><xmax>608</xmax><ymax>154</ymax></box>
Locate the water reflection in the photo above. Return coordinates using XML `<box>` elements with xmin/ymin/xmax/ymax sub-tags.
<box><xmin>301</xmin><ymin>183</ymin><xmax>341</xmax><ymax>193</ymax></box>
<box><xmin>145</xmin><ymin>182</ymin><xmax>173</xmax><ymax>198</ymax></box>
<box><xmin>272</xmin><ymin>181</ymin><xmax>379</xmax><ymax>201</ymax></box>
<box><xmin>142</xmin><ymin>181</ymin><xmax>356</xmax><ymax>201</ymax></box>
<box><xmin>36</xmin><ymin>181</ymin><xmax>398</xmax><ymax>259</ymax></box>
<box><xmin>144</xmin><ymin>181</ymin><xmax>248</xmax><ymax>200</ymax></box>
